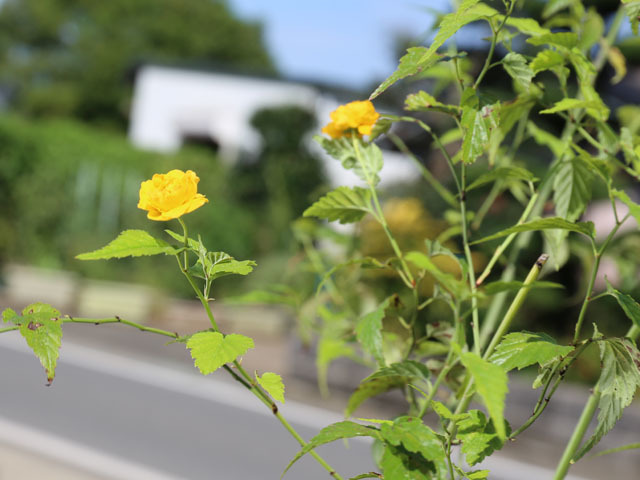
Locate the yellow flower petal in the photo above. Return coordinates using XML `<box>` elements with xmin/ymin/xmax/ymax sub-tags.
<box><xmin>138</xmin><ymin>169</ymin><xmax>208</xmax><ymax>221</ymax></box>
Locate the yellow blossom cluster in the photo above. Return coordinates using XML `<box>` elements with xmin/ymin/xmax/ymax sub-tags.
<box><xmin>138</xmin><ymin>169</ymin><xmax>208</xmax><ymax>221</ymax></box>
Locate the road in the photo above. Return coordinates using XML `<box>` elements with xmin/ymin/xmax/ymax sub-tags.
<box><xmin>0</xmin><ymin>330</ymin><xmax>593</xmax><ymax>480</ymax></box>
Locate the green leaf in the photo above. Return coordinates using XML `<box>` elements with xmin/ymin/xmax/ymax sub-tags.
<box><xmin>406</xmin><ymin>251</ymin><xmax>467</xmax><ymax>296</ymax></box>
<box><xmin>405</xmin><ymin>91</ymin><xmax>461</xmax><ymax>115</ymax></box>
<box><xmin>460</xmin><ymin>352</ymin><xmax>508</xmax><ymax>440</ymax></box>
<box><xmin>553</xmin><ymin>157</ymin><xmax>594</xmax><ymax>222</ymax></box>
<box><xmin>574</xmin><ymin>338</ymin><xmax>640</xmax><ymax>460</ymax></box>
<box><xmin>314</xmin><ymin>136</ymin><xmax>384</xmax><ymax>186</ymax></box>
<box><xmin>76</xmin><ymin>230</ymin><xmax>177</xmax><ymax>260</ymax></box>
<box><xmin>256</xmin><ymin>372</ymin><xmax>285</xmax><ymax>403</ymax></box>
<box><xmin>317</xmin><ymin>336</ymin><xmax>356</xmax><ymax>395</ymax></box>
<box><xmin>203</xmin><ymin>252</ymin><xmax>256</xmax><ymax>280</ymax></box>
<box><xmin>346</xmin><ymin>376</ymin><xmax>406</xmax><ymax>417</ymax></box>
<box><xmin>380</xmin><ymin>417</ymin><xmax>446</xmax><ymax>468</ymax></box>
<box><xmin>226</xmin><ymin>285</ymin><xmax>300</xmax><ymax>307</ymax></box>
<box><xmin>186</xmin><ymin>331</ymin><xmax>254</xmax><ymax>375</ymax></box>
<box><xmin>502</xmin><ymin>52</ymin><xmax>533</xmax><ymax>89</ymax></box>
<box><xmin>461</xmin><ymin>103</ymin><xmax>499</xmax><ymax>164</ymax></box>
<box><xmin>605</xmin><ymin>280</ymin><xmax>640</xmax><ymax>329</ymax></box>
<box><xmin>483</xmin><ymin>280</ymin><xmax>564</xmax><ymax>295</ymax></box>
<box><xmin>364</xmin><ymin>360</ymin><xmax>432</xmax><ymax>384</ymax></box>
<box><xmin>611</xmin><ymin>189</ymin><xmax>640</xmax><ymax>225</ymax></box>
<box><xmin>540</xmin><ymin>98</ymin><xmax>608</xmax><ymax>121</ymax></box>
<box><xmin>356</xmin><ymin>298</ymin><xmax>391</xmax><ymax>366</ymax></box>
<box><xmin>379</xmin><ymin>444</ymin><xmax>434</xmax><ymax>480</ymax></box>
<box><xmin>282</xmin><ymin>421</ymin><xmax>381</xmax><ymax>478</ymax></box>
<box><xmin>489</xmin><ymin>332</ymin><xmax>574</xmax><ymax>372</ymax></box>
<box><xmin>12</xmin><ymin>303</ymin><xmax>63</xmax><ymax>383</ymax></box>
<box><xmin>303</xmin><ymin>186</ymin><xmax>373</xmax><ymax>224</ymax></box>
<box><xmin>502</xmin><ymin>16</ymin><xmax>550</xmax><ymax>36</ymax></box>
<box><xmin>370</xmin><ymin>1</ymin><xmax>497</xmax><ymax>99</ymax></box>
<box><xmin>530</xmin><ymin>49</ymin><xmax>566</xmax><ymax>74</ymax></box>
<box><xmin>527</xmin><ymin>32</ymin><xmax>579</xmax><ymax>49</ymax></box>
<box><xmin>625</xmin><ymin>1</ymin><xmax>640</xmax><ymax>35</ymax></box>
<box><xmin>466</xmin><ymin>166</ymin><xmax>537</xmax><ymax>192</ymax></box>
<box><xmin>455</xmin><ymin>410</ymin><xmax>507</xmax><ymax>465</ymax></box>
<box><xmin>370</xmin><ymin>47</ymin><xmax>443</xmax><ymax>99</ymax></box>
<box><xmin>471</xmin><ymin>217</ymin><xmax>595</xmax><ymax>244</ymax></box>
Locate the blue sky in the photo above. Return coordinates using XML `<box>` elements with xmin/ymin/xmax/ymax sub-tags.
<box><xmin>228</xmin><ymin>0</ymin><xmax>448</xmax><ymax>89</ymax></box>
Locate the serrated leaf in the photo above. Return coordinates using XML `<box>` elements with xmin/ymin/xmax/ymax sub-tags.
<box><xmin>2</xmin><ymin>307</ymin><xmax>17</xmax><ymax>324</ymax></box>
<box><xmin>530</xmin><ymin>49</ymin><xmax>566</xmax><ymax>74</ymax></box>
<box><xmin>364</xmin><ymin>360</ymin><xmax>432</xmax><ymax>384</ymax></box>
<box><xmin>380</xmin><ymin>417</ymin><xmax>445</xmax><ymax>466</ymax></box>
<box><xmin>76</xmin><ymin>230</ymin><xmax>177</xmax><ymax>260</ymax></box>
<box><xmin>460</xmin><ymin>352</ymin><xmax>508</xmax><ymax>440</ymax></box>
<box><xmin>256</xmin><ymin>372</ymin><xmax>285</xmax><ymax>403</ymax></box>
<box><xmin>483</xmin><ymin>280</ymin><xmax>564</xmax><ymax>295</ymax></box>
<box><xmin>314</xmin><ymin>136</ymin><xmax>383</xmax><ymax>186</ymax></box>
<box><xmin>371</xmin><ymin>1</ymin><xmax>497</xmax><ymax>99</ymax></box>
<box><xmin>527</xmin><ymin>32</ymin><xmax>579</xmax><ymax>48</ymax></box>
<box><xmin>282</xmin><ymin>421</ymin><xmax>381</xmax><ymax>478</ymax></box>
<box><xmin>380</xmin><ymin>444</ymin><xmax>437</xmax><ymax>480</ymax></box>
<box><xmin>13</xmin><ymin>303</ymin><xmax>62</xmax><ymax>383</ymax></box>
<box><xmin>346</xmin><ymin>376</ymin><xmax>406</xmax><ymax>417</ymax></box>
<box><xmin>471</xmin><ymin>217</ymin><xmax>595</xmax><ymax>244</ymax></box>
<box><xmin>540</xmin><ymin>98</ymin><xmax>608</xmax><ymax>121</ymax></box>
<box><xmin>455</xmin><ymin>410</ymin><xmax>507</xmax><ymax>465</ymax></box>
<box><xmin>611</xmin><ymin>189</ymin><xmax>640</xmax><ymax>225</ymax></box>
<box><xmin>303</xmin><ymin>186</ymin><xmax>373</xmax><ymax>224</ymax></box>
<box><xmin>370</xmin><ymin>47</ymin><xmax>443</xmax><ymax>99</ymax></box>
<box><xmin>356</xmin><ymin>298</ymin><xmax>391</xmax><ymax>366</ymax></box>
<box><xmin>605</xmin><ymin>280</ymin><xmax>640</xmax><ymax>329</ymax></box>
<box><xmin>574</xmin><ymin>338</ymin><xmax>640</xmax><ymax>460</ymax></box>
<box><xmin>553</xmin><ymin>157</ymin><xmax>594</xmax><ymax>222</ymax></box>
<box><xmin>431</xmin><ymin>401</ymin><xmax>454</xmax><ymax>420</ymax></box>
<box><xmin>405</xmin><ymin>91</ymin><xmax>461</xmax><ymax>115</ymax></box>
<box><xmin>461</xmin><ymin>103</ymin><xmax>499</xmax><ymax>164</ymax></box>
<box><xmin>204</xmin><ymin>252</ymin><xmax>256</xmax><ymax>280</ymax></box>
<box><xmin>466</xmin><ymin>166</ymin><xmax>537</xmax><ymax>192</ymax></box>
<box><xmin>489</xmin><ymin>331</ymin><xmax>574</xmax><ymax>372</ymax></box>
<box><xmin>625</xmin><ymin>1</ymin><xmax>640</xmax><ymax>35</ymax></box>
<box><xmin>502</xmin><ymin>16</ymin><xmax>550</xmax><ymax>36</ymax></box>
<box><xmin>502</xmin><ymin>52</ymin><xmax>533</xmax><ymax>89</ymax></box>
<box><xmin>186</xmin><ymin>331</ymin><xmax>254</xmax><ymax>375</ymax></box>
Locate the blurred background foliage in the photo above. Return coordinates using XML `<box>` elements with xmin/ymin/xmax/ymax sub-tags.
<box><xmin>0</xmin><ymin>0</ymin><xmax>274</xmax><ymax>127</ymax></box>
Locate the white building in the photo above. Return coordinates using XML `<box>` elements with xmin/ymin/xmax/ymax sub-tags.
<box><xmin>128</xmin><ymin>64</ymin><xmax>417</xmax><ymax>187</ymax></box>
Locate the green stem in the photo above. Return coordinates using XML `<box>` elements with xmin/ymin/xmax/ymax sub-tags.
<box><xmin>351</xmin><ymin>134</ymin><xmax>415</xmax><ymax>286</ymax></box>
<box><xmin>483</xmin><ymin>254</ymin><xmax>549</xmax><ymax>359</ymax></box>
<box><xmin>473</xmin><ymin>0</ymin><xmax>514</xmax><ymax>89</ymax></box>
<box><xmin>460</xmin><ymin>163</ymin><xmax>481</xmax><ymax>354</ymax></box>
<box><xmin>471</xmin><ymin>180</ymin><xmax>502</xmax><ymax>231</ymax></box>
<box><xmin>552</xmin><ymin>391</ymin><xmax>600</xmax><ymax>480</ymax></box>
<box><xmin>0</xmin><ymin>325</ymin><xmax>19</xmax><ymax>334</ymax></box>
<box><xmin>63</xmin><ymin>317</ymin><xmax>179</xmax><ymax>338</ymax></box>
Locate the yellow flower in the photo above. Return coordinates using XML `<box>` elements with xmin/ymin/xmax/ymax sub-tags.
<box><xmin>322</xmin><ymin>100</ymin><xmax>380</xmax><ymax>139</ymax></box>
<box><xmin>138</xmin><ymin>169</ymin><xmax>208</xmax><ymax>221</ymax></box>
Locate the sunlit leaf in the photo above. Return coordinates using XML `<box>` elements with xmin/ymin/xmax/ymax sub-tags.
<box><xmin>490</xmin><ymin>331</ymin><xmax>574</xmax><ymax>371</ymax></box>
<box><xmin>471</xmin><ymin>217</ymin><xmax>595</xmax><ymax>244</ymax></box>
<box><xmin>461</xmin><ymin>103</ymin><xmax>499</xmax><ymax>164</ymax></box>
<box><xmin>455</xmin><ymin>410</ymin><xmax>507</xmax><ymax>465</ymax></box>
<box><xmin>356</xmin><ymin>298</ymin><xmax>391</xmax><ymax>366</ymax></box>
<box><xmin>76</xmin><ymin>230</ymin><xmax>177</xmax><ymax>260</ymax></box>
<box><xmin>256</xmin><ymin>372</ymin><xmax>285</xmax><ymax>403</ymax></box>
<box><xmin>304</xmin><ymin>186</ymin><xmax>373</xmax><ymax>224</ymax></box>
<box><xmin>405</xmin><ymin>91</ymin><xmax>461</xmax><ymax>115</ymax></box>
<box><xmin>502</xmin><ymin>52</ymin><xmax>533</xmax><ymax>89</ymax></box>
<box><xmin>186</xmin><ymin>331</ymin><xmax>254</xmax><ymax>375</ymax></box>
<box><xmin>460</xmin><ymin>352</ymin><xmax>508</xmax><ymax>440</ymax></box>
<box><xmin>553</xmin><ymin>157</ymin><xmax>594</xmax><ymax>222</ymax></box>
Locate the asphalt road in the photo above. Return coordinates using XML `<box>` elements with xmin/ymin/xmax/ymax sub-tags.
<box><xmin>0</xmin><ymin>334</ymin><xmax>375</xmax><ymax>480</ymax></box>
<box><xmin>0</xmin><ymin>331</ymin><xmax>595</xmax><ymax>480</ymax></box>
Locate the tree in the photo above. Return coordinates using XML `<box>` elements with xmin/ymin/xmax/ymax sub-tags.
<box><xmin>0</xmin><ymin>0</ymin><xmax>274</xmax><ymax>126</ymax></box>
